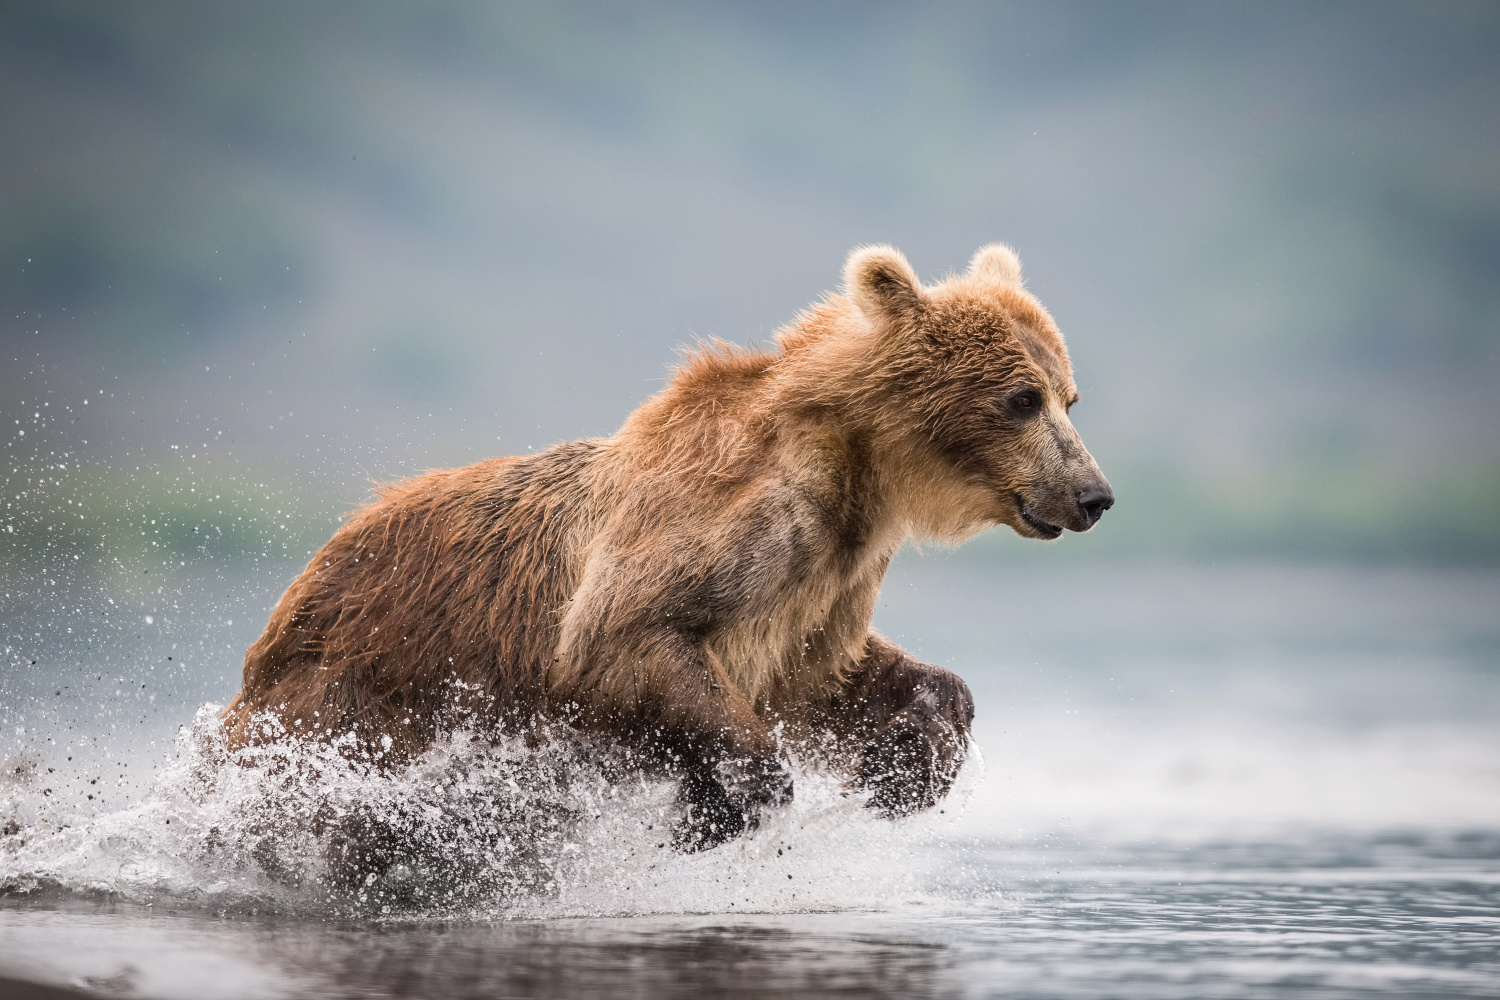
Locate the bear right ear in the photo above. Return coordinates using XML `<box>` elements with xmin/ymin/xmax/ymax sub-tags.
<box><xmin>844</xmin><ymin>244</ymin><xmax>924</xmax><ymax>329</ymax></box>
<box><xmin>967</xmin><ymin>243</ymin><xmax>1024</xmax><ymax>288</ymax></box>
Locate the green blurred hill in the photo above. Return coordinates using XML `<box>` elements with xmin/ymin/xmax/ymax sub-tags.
<box><xmin>3</xmin><ymin>1</ymin><xmax>1497</xmax><ymax>565</ymax></box>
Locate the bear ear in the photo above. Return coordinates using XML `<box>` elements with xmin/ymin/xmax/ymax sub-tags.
<box><xmin>843</xmin><ymin>244</ymin><xmax>924</xmax><ymax>328</ymax></box>
<box><xmin>967</xmin><ymin>243</ymin><xmax>1024</xmax><ymax>288</ymax></box>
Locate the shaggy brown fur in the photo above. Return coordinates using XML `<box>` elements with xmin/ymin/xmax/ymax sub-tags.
<box><xmin>224</xmin><ymin>243</ymin><xmax>1113</xmax><ymax>849</ymax></box>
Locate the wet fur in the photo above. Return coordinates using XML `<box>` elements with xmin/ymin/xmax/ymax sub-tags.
<box><xmin>224</xmin><ymin>243</ymin><xmax>1110</xmax><ymax>847</ymax></box>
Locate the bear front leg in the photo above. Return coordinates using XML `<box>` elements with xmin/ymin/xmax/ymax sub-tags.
<box><xmin>646</xmin><ymin>648</ymin><xmax>793</xmax><ymax>851</ymax></box>
<box><xmin>832</xmin><ymin>636</ymin><xmax>975</xmax><ymax>816</ymax></box>
<box><xmin>557</xmin><ymin>623</ymin><xmax>792</xmax><ymax>851</ymax></box>
<box><xmin>673</xmin><ymin>746</ymin><xmax>792</xmax><ymax>851</ymax></box>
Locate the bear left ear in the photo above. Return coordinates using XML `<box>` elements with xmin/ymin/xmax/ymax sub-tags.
<box><xmin>844</xmin><ymin>244</ymin><xmax>924</xmax><ymax>329</ymax></box>
<box><xmin>967</xmin><ymin>243</ymin><xmax>1024</xmax><ymax>288</ymax></box>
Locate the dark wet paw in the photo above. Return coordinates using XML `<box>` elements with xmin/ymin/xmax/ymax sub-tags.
<box><xmin>671</xmin><ymin>756</ymin><xmax>792</xmax><ymax>851</ymax></box>
<box><xmin>671</xmin><ymin>770</ymin><xmax>745</xmax><ymax>851</ymax></box>
<box><xmin>858</xmin><ymin>696</ymin><xmax>968</xmax><ymax>817</ymax></box>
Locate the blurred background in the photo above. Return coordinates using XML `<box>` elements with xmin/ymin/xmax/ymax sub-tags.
<box><xmin>1</xmin><ymin>2</ymin><xmax>1497</xmax><ymax>837</ymax></box>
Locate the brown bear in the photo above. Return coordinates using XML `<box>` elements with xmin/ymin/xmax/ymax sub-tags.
<box><xmin>222</xmin><ymin>243</ymin><xmax>1112</xmax><ymax>850</ymax></box>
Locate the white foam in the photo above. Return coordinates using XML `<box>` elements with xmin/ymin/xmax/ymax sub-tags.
<box><xmin>1</xmin><ymin>705</ymin><xmax>985</xmax><ymax>919</ymax></box>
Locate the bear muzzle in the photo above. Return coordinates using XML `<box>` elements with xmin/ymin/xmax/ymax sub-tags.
<box><xmin>1015</xmin><ymin>475</ymin><xmax>1113</xmax><ymax>537</ymax></box>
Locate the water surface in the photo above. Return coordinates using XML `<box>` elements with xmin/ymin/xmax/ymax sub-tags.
<box><xmin>3</xmin><ymin>560</ymin><xmax>1497</xmax><ymax>997</ymax></box>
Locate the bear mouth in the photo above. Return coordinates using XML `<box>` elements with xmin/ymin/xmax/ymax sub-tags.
<box><xmin>1016</xmin><ymin>497</ymin><xmax>1063</xmax><ymax>539</ymax></box>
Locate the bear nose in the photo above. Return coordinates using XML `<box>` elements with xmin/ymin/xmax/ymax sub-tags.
<box><xmin>1076</xmin><ymin>482</ymin><xmax>1115</xmax><ymax>528</ymax></box>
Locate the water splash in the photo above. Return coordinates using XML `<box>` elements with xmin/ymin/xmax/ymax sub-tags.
<box><xmin>0</xmin><ymin>705</ymin><xmax>983</xmax><ymax>920</ymax></box>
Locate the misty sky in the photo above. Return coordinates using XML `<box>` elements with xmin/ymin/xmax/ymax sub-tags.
<box><xmin>3</xmin><ymin>1</ymin><xmax>1497</xmax><ymax>562</ymax></box>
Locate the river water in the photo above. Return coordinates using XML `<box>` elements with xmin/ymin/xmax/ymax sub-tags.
<box><xmin>2</xmin><ymin>558</ymin><xmax>1498</xmax><ymax>998</ymax></box>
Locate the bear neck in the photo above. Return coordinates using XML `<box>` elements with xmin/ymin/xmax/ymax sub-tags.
<box><xmin>613</xmin><ymin>296</ymin><xmax>995</xmax><ymax>560</ymax></box>
<box><xmin>767</xmin><ymin>297</ymin><xmax>1001</xmax><ymax>547</ymax></box>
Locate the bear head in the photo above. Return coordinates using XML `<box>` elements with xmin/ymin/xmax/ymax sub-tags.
<box><xmin>842</xmin><ymin>243</ymin><xmax>1113</xmax><ymax>542</ymax></box>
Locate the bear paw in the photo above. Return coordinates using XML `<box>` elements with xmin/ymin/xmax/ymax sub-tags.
<box><xmin>672</xmin><ymin>755</ymin><xmax>792</xmax><ymax>851</ymax></box>
<box><xmin>858</xmin><ymin>692</ymin><xmax>969</xmax><ymax>817</ymax></box>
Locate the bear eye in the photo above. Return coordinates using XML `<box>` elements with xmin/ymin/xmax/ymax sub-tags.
<box><xmin>1010</xmin><ymin>390</ymin><xmax>1040</xmax><ymax>413</ymax></box>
